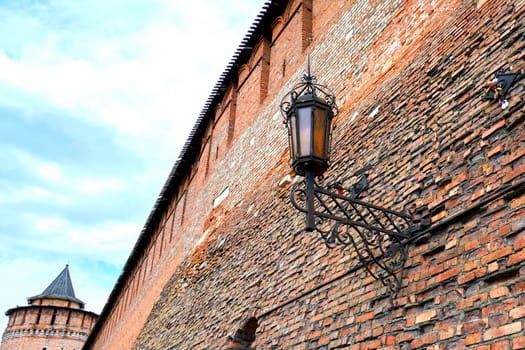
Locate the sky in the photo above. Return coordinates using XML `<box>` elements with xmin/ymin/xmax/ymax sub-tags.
<box><xmin>0</xmin><ymin>0</ymin><xmax>266</xmax><ymax>332</ymax></box>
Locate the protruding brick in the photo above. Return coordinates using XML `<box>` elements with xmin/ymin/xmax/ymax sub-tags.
<box><xmin>489</xmin><ymin>286</ymin><xmax>508</xmax><ymax>299</ymax></box>
<box><xmin>483</xmin><ymin>322</ymin><xmax>522</xmax><ymax>341</ymax></box>
<box><xmin>481</xmin><ymin>120</ymin><xmax>507</xmax><ymax>139</ymax></box>
<box><xmin>510</xmin><ymin>305</ymin><xmax>525</xmax><ymax>320</ymax></box>
<box><xmin>415</xmin><ymin>310</ymin><xmax>437</xmax><ymax>324</ymax></box>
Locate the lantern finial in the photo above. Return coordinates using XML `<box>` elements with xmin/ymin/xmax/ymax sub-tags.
<box><xmin>305</xmin><ymin>55</ymin><xmax>313</xmax><ymax>84</ymax></box>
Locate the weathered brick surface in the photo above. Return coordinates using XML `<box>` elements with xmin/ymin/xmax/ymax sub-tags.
<box><xmin>86</xmin><ymin>0</ymin><xmax>525</xmax><ymax>348</ymax></box>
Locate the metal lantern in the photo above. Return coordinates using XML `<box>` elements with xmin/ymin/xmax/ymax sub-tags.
<box><xmin>280</xmin><ymin>62</ymin><xmax>338</xmax><ymax>177</ymax></box>
<box><xmin>286</xmin><ymin>93</ymin><xmax>334</xmax><ymax>176</ymax></box>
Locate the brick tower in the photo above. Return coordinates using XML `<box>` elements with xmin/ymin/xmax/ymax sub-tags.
<box><xmin>1</xmin><ymin>265</ymin><xmax>98</xmax><ymax>350</ymax></box>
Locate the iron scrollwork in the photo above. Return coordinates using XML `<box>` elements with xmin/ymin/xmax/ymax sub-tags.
<box><xmin>280</xmin><ymin>72</ymin><xmax>339</xmax><ymax>119</ymax></box>
<box><xmin>290</xmin><ymin>175</ymin><xmax>416</xmax><ymax>294</ymax></box>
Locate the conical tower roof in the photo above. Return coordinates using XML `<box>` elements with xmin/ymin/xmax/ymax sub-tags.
<box><xmin>28</xmin><ymin>265</ymin><xmax>85</xmax><ymax>308</ymax></box>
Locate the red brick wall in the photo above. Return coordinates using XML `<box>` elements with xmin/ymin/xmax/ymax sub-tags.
<box><xmin>2</xmin><ymin>335</ymin><xmax>86</xmax><ymax>350</ymax></box>
<box><xmin>234</xmin><ymin>37</ymin><xmax>271</xmax><ymax>142</ymax></box>
<box><xmin>88</xmin><ymin>0</ymin><xmax>525</xmax><ymax>348</ymax></box>
<box><xmin>268</xmin><ymin>0</ymin><xmax>312</xmax><ymax>96</ymax></box>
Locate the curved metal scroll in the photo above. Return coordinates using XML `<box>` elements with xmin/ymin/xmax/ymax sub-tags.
<box><xmin>290</xmin><ymin>176</ymin><xmax>414</xmax><ymax>294</ymax></box>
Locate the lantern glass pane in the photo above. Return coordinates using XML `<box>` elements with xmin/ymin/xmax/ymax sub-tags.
<box><xmin>312</xmin><ymin>107</ymin><xmax>328</xmax><ymax>158</ymax></box>
<box><xmin>297</xmin><ymin>106</ymin><xmax>312</xmax><ymax>157</ymax></box>
<box><xmin>289</xmin><ymin>113</ymin><xmax>298</xmax><ymax>159</ymax></box>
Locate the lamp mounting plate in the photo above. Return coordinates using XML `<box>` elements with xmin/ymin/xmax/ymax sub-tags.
<box><xmin>482</xmin><ymin>72</ymin><xmax>519</xmax><ymax>101</ymax></box>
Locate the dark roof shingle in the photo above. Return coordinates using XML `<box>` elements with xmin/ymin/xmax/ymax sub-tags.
<box><xmin>28</xmin><ymin>265</ymin><xmax>85</xmax><ymax>308</ymax></box>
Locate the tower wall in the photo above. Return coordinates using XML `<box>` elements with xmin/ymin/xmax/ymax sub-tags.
<box><xmin>1</xmin><ymin>304</ymin><xmax>97</xmax><ymax>350</ymax></box>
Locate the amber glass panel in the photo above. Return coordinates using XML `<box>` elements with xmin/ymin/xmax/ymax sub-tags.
<box><xmin>312</xmin><ymin>107</ymin><xmax>328</xmax><ymax>158</ymax></box>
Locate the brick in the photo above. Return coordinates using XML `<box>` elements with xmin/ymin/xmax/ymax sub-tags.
<box><xmin>439</xmin><ymin>327</ymin><xmax>455</xmax><ymax>340</ymax></box>
<box><xmin>317</xmin><ymin>335</ymin><xmax>330</xmax><ymax>345</ymax></box>
<box><xmin>432</xmin><ymin>210</ymin><xmax>449</xmax><ymax>223</ymax></box>
<box><xmin>487</xmin><ymin>143</ymin><xmax>504</xmax><ymax>158</ymax></box>
<box><xmin>514</xmin><ymin>336</ymin><xmax>525</xmax><ymax>349</ymax></box>
<box><xmin>466</xmin><ymin>333</ymin><xmax>482</xmax><ymax>346</ymax></box>
<box><xmin>465</xmin><ymin>259</ymin><xmax>480</xmax><ymax>271</ymax></box>
<box><xmin>464</xmin><ymin>238</ymin><xmax>481</xmax><ymax>252</ymax></box>
<box><xmin>492</xmin><ymin>340</ymin><xmax>511</xmax><ymax>350</ymax></box>
<box><xmin>508</xmin><ymin>250</ymin><xmax>525</xmax><ymax>266</ymax></box>
<box><xmin>481</xmin><ymin>246</ymin><xmax>513</xmax><ymax>264</ymax></box>
<box><xmin>435</xmin><ymin>266</ymin><xmax>461</xmax><ymax>283</ymax></box>
<box><xmin>462</xmin><ymin>319</ymin><xmax>488</xmax><ymax>335</ymax></box>
<box><xmin>464</xmin><ymin>130</ymin><xmax>481</xmax><ymax>144</ymax></box>
<box><xmin>415</xmin><ymin>310</ymin><xmax>437</xmax><ymax>324</ymax></box>
<box><xmin>510</xmin><ymin>305</ymin><xmax>525</xmax><ymax>320</ymax></box>
<box><xmin>482</xmin><ymin>299</ymin><xmax>517</xmax><ymax>317</ymax></box>
<box><xmin>411</xmin><ymin>332</ymin><xmax>438</xmax><ymax>348</ymax></box>
<box><xmin>470</xmin><ymin>345</ymin><xmax>490</xmax><ymax>350</ymax></box>
<box><xmin>511</xmin><ymin>195</ymin><xmax>525</xmax><ymax>209</ymax></box>
<box><xmin>489</xmin><ymin>286</ymin><xmax>509</xmax><ymax>299</ymax></box>
<box><xmin>483</xmin><ymin>322</ymin><xmax>522</xmax><ymax>341</ymax></box>
<box><xmin>503</xmin><ymin>162</ymin><xmax>525</xmax><ymax>183</ymax></box>
<box><xmin>481</xmin><ymin>120</ymin><xmax>507</xmax><ymax>139</ymax></box>
<box><xmin>502</xmin><ymin>148</ymin><xmax>525</xmax><ymax>165</ymax></box>
<box><xmin>444</xmin><ymin>171</ymin><xmax>469</xmax><ymax>192</ymax></box>
<box><xmin>488</xmin><ymin>261</ymin><xmax>499</xmax><ymax>273</ymax></box>
<box><xmin>356</xmin><ymin>311</ymin><xmax>375</xmax><ymax>323</ymax></box>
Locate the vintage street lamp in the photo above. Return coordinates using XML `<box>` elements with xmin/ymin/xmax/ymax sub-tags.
<box><xmin>280</xmin><ymin>59</ymin><xmax>338</xmax><ymax>232</ymax></box>
<box><xmin>280</xmin><ymin>59</ymin><xmax>427</xmax><ymax>293</ymax></box>
<box><xmin>284</xmin><ymin>78</ymin><xmax>335</xmax><ymax>178</ymax></box>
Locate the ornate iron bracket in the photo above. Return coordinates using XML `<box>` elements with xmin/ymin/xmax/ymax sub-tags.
<box><xmin>290</xmin><ymin>172</ymin><xmax>426</xmax><ymax>294</ymax></box>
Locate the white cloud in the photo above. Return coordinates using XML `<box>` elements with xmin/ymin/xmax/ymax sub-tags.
<box><xmin>3</xmin><ymin>145</ymin><xmax>129</xmax><ymax>194</ymax></box>
<box><xmin>68</xmin><ymin>221</ymin><xmax>142</xmax><ymax>258</ymax></box>
<box><xmin>17</xmin><ymin>213</ymin><xmax>140</xmax><ymax>267</ymax></box>
<box><xmin>0</xmin><ymin>186</ymin><xmax>70</xmax><ymax>207</ymax></box>
<box><xmin>33</xmin><ymin>216</ymin><xmax>70</xmax><ymax>234</ymax></box>
<box><xmin>75</xmin><ymin>177</ymin><xmax>128</xmax><ymax>195</ymax></box>
<box><xmin>35</xmin><ymin>162</ymin><xmax>64</xmax><ymax>182</ymax></box>
<box><xmin>5</xmin><ymin>146</ymin><xmax>64</xmax><ymax>181</ymax></box>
